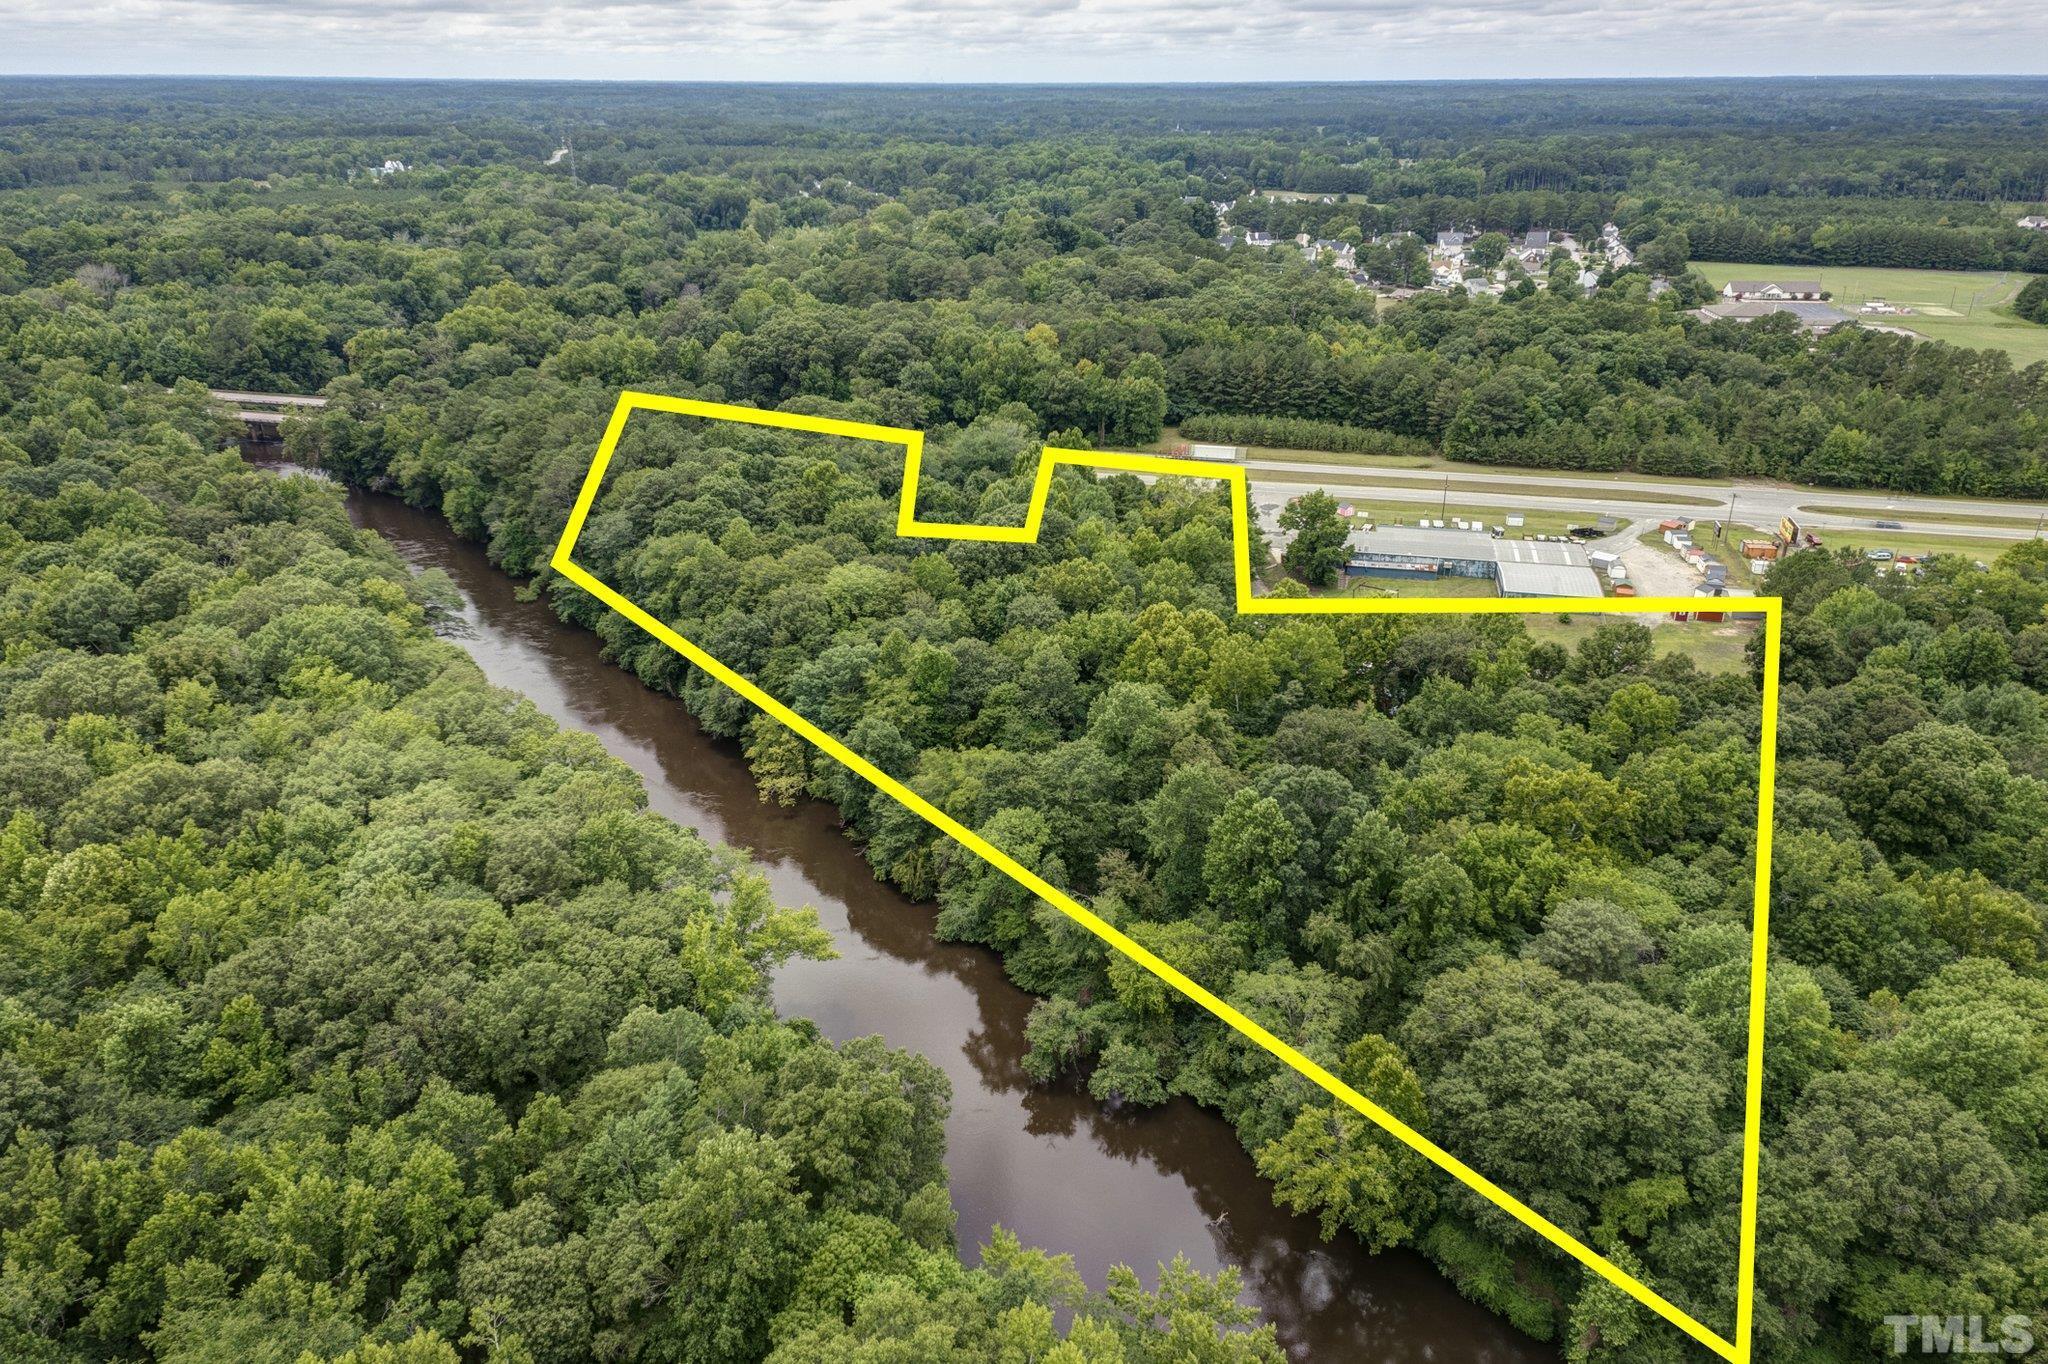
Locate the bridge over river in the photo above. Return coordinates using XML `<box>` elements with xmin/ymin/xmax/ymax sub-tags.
<box><xmin>211</xmin><ymin>388</ymin><xmax>327</xmax><ymax>429</ymax></box>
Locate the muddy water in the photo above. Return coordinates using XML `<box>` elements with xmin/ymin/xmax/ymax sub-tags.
<box><xmin>282</xmin><ymin>457</ymin><xmax>1551</xmax><ymax>1363</ymax></box>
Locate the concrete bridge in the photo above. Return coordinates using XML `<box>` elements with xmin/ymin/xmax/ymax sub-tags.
<box><xmin>211</xmin><ymin>389</ymin><xmax>327</xmax><ymax>429</ymax></box>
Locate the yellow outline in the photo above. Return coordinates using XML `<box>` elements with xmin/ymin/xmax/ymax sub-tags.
<box><xmin>551</xmin><ymin>393</ymin><xmax>1780</xmax><ymax>1363</ymax></box>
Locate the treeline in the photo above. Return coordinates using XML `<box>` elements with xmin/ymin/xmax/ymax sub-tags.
<box><xmin>5</xmin><ymin>164</ymin><xmax>2046</xmax><ymax>499</ymax></box>
<box><xmin>0</xmin><ymin>366</ymin><xmax>1280</xmax><ymax>1363</ymax></box>
<box><xmin>6</xmin><ymin>79</ymin><xmax>2048</xmax><ymax>273</ymax></box>
<box><xmin>1176</xmin><ymin>413</ymin><xmax>1431</xmax><ymax>458</ymax></box>
<box><xmin>1681</xmin><ymin>213</ymin><xmax>2042</xmax><ymax>272</ymax></box>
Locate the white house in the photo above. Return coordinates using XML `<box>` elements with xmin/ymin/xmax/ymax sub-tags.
<box><xmin>1721</xmin><ymin>280</ymin><xmax>1823</xmax><ymax>301</ymax></box>
<box><xmin>2018</xmin><ymin>215</ymin><xmax>2048</xmax><ymax>231</ymax></box>
<box><xmin>371</xmin><ymin>158</ymin><xmax>409</xmax><ymax>177</ymax></box>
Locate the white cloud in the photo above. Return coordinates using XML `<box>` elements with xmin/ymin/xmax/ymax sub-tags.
<box><xmin>3</xmin><ymin>0</ymin><xmax>2044</xmax><ymax>79</ymax></box>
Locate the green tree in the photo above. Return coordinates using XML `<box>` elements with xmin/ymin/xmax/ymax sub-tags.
<box><xmin>1278</xmin><ymin>490</ymin><xmax>1348</xmax><ymax>587</ymax></box>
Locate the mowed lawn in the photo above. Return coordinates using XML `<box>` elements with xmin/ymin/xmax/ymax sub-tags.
<box><xmin>1693</xmin><ymin>262</ymin><xmax>2048</xmax><ymax>367</ymax></box>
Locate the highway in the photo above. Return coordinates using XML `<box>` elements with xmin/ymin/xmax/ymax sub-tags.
<box><xmin>1238</xmin><ymin>456</ymin><xmax>2048</xmax><ymax>543</ymax></box>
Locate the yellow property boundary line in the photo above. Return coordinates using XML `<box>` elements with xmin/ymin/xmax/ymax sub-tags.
<box><xmin>551</xmin><ymin>393</ymin><xmax>1781</xmax><ymax>1363</ymax></box>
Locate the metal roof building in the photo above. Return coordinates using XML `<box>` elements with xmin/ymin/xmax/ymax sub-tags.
<box><xmin>1497</xmin><ymin>561</ymin><xmax>1605</xmax><ymax>597</ymax></box>
<box><xmin>1346</xmin><ymin>527</ymin><xmax>1606</xmax><ymax>598</ymax></box>
<box><xmin>1345</xmin><ymin>527</ymin><xmax>1499</xmax><ymax>579</ymax></box>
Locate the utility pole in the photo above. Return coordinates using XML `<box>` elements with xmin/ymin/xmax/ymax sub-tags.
<box><xmin>1439</xmin><ymin>476</ymin><xmax>1450</xmax><ymax>520</ymax></box>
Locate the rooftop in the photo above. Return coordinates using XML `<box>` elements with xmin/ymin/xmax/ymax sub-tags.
<box><xmin>1350</xmin><ymin>526</ymin><xmax>1594</xmax><ymax>568</ymax></box>
<box><xmin>1347</xmin><ymin>526</ymin><xmax>1497</xmax><ymax>561</ymax></box>
<box><xmin>1498</xmin><ymin>561</ymin><xmax>1605</xmax><ymax>597</ymax></box>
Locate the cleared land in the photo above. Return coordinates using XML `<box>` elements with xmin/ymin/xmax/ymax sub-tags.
<box><xmin>1533</xmin><ymin>615</ymin><xmax>1756</xmax><ymax>675</ymax></box>
<box><xmin>1693</xmin><ymin>262</ymin><xmax>2048</xmax><ymax>366</ymax></box>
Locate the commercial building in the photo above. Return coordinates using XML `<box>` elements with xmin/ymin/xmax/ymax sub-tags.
<box><xmin>1690</xmin><ymin>299</ymin><xmax>1854</xmax><ymax>333</ymax></box>
<box><xmin>1344</xmin><ymin>525</ymin><xmax>1497</xmax><ymax>579</ymax></box>
<box><xmin>1344</xmin><ymin>526</ymin><xmax>1604</xmax><ymax>598</ymax></box>
<box><xmin>1492</xmin><ymin>535</ymin><xmax>1606</xmax><ymax>597</ymax></box>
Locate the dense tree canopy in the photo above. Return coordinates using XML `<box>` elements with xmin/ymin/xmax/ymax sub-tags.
<box><xmin>0</xmin><ymin>370</ymin><xmax>1279</xmax><ymax>1363</ymax></box>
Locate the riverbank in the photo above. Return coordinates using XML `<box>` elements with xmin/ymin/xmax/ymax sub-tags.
<box><xmin>249</xmin><ymin>450</ymin><xmax>1555</xmax><ymax>1364</ymax></box>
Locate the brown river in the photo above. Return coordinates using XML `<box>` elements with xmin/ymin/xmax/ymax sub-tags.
<box><xmin>259</xmin><ymin>452</ymin><xmax>1555</xmax><ymax>1363</ymax></box>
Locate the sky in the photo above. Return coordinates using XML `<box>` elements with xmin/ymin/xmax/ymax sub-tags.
<box><xmin>3</xmin><ymin>0</ymin><xmax>2046</xmax><ymax>83</ymax></box>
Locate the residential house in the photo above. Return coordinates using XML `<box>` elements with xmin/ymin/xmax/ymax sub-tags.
<box><xmin>2018</xmin><ymin>215</ymin><xmax>2048</xmax><ymax>230</ymax></box>
<box><xmin>1245</xmin><ymin>231</ymin><xmax>1277</xmax><ymax>248</ymax></box>
<box><xmin>1312</xmin><ymin>237</ymin><xmax>1356</xmax><ymax>268</ymax></box>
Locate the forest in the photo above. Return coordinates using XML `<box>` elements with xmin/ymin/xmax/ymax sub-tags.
<box><xmin>4</xmin><ymin>85</ymin><xmax>2048</xmax><ymax>492</ymax></box>
<box><xmin>0</xmin><ymin>367</ymin><xmax>1283</xmax><ymax>1362</ymax></box>
<box><xmin>2</xmin><ymin>79</ymin><xmax>2047</xmax><ymax>1363</ymax></box>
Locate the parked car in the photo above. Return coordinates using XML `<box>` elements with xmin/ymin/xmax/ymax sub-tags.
<box><xmin>1865</xmin><ymin>548</ymin><xmax>1895</xmax><ymax>561</ymax></box>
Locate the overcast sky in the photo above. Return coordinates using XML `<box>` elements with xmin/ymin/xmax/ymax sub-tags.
<box><xmin>4</xmin><ymin>0</ymin><xmax>2045</xmax><ymax>82</ymax></box>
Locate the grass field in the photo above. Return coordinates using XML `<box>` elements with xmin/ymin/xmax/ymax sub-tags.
<box><xmin>1801</xmin><ymin>503</ymin><xmax>2048</xmax><ymax>531</ymax></box>
<box><xmin>1693</xmin><ymin>262</ymin><xmax>2048</xmax><ymax>367</ymax></box>
<box><xmin>1532</xmin><ymin>615</ymin><xmax>1756</xmax><ymax>675</ymax></box>
<box><xmin>1323</xmin><ymin>501</ymin><xmax>1585</xmax><ymax>537</ymax></box>
<box><xmin>1816</xmin><ymin>528</ymin><xmax>2021</xmax><ymax>562</ymax></box>
<box><xmin>1337</xmin><ymin>574</ymin><xmax>1501</xmax><ymax>599</ymax></box>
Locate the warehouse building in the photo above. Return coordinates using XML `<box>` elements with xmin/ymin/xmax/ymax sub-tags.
<box><xmin>1344</xmin><ymin>526</ymin><xmax>1605</xmax><ymax>598</ymax></box>
<box><xmin>1343</xmin><ymin>526</ymin><xmax>1498</xmax><ymax>580</ymax></box>
<box><xmin>1492</xmin><ymin>536</ymin><xmax>1605</xmax><ymax>597</ymax></box>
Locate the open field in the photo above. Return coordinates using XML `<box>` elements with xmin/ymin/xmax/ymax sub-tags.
<box><xmin>1693</xmin><ymin>261</ymin><xmax>2048</xmax><ymax>366</ymax></box>
<box><xmin>1532</xmin><ymin>615</ymin><xmax>1757</xmax><ymax>675</ymax></box>
<box><xmin>1328</xmin><ymin>501</ymin><xmax>1585</xmax><ymax>537</ymax></box>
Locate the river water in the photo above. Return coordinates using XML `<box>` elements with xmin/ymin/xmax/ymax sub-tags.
<box><xmin>263</xmin><ymin>453</ymin><xmax>1553</xmax><ymax>1363</ymax></box>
